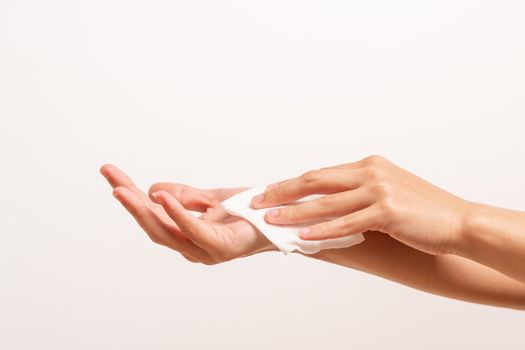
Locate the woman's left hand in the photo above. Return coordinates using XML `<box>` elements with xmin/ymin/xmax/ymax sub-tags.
<box><xmin>251</xmin><ymin>155</ymin><xmax>472</xmax><ymax>256</ymax></box>
<box><xmin>101</xmin><ymin>164</ymin><xmax>276</xmax><ymax>265</ymax></box>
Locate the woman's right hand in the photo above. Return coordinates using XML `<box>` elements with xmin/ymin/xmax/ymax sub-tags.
<box><xmin>252</xmin><ymin>155</ymin><xmax>471</xmax><ymax>256</ymax></box>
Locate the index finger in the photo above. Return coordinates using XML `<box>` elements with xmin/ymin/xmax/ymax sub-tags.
<box><xmin>251</xmin><ymin>168</ymin><xmax>366</xmax><ymax>208</ymax></box>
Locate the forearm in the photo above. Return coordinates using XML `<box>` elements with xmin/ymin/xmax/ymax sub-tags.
<box><xmin>300</xmin><ymin>232</ymin><xmax>525</xmax><ymax>310</ymax></box>
<box><xmin>456</xmin><ymin>203</ymin><xmax>525</xmax><ymax>284</ymax></box>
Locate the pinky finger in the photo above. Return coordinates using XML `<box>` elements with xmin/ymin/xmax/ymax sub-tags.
<box><xmin>298</xmin><ymin>206</ymin><xmax>380</xmax><ymax>240</ymax></box>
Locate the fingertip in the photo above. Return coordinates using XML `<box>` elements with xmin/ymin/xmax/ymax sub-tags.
<box><xmin>264</xmin><ymin>208</ymin><xmax>280</xmax><ymax>223</ymax></box>
<box><xmin>298</xmin><ymin>227</ymin><xmax>313</xmax><ymax>240</ymax></box>
<box><xmin>151</xmin><ymin>190</ymin><xmax>171</xmax><ymax>205</ymax></box>
<box><xmin>263</xmin><ymin>211</ymin><xmax>272</xmax><ymax>223</ymax></box>
<box><xmin>112</xmin><ymin>189</ymin><xmax>120</xmax><ymax>200</ymax></box>
<box><xmin>100</xmin><ymin>164</ymin><xmax>130</xmax><ymax>189</ymax></box>
<box><xmin>100</xmin><ymin>163</ymin><xmax>116</xmax><ymax>175</ymax></box>
<box><xmin>112</xmin><ymin>186</ymin><xmax>126</xmax><ymax>201</ymax></box>
<box><xmin>250</xmin><ymin>193</ymin><xmax>264</xmax><ymax>208</ymax></box>
<box><xmin>150</xmin><ymin>190</ymin><xmax>161</xmax><ymax>202</ymax></box>
<box><xmin>148</xmin><ymin>182</ymin><xmax>165</xmax><ymax>198</ymax></box>
<box><xmin>100</xmin><ymin>165</ymin><xmax>110</xmax><ymax>179</ymax></box>
<box><xmin>154</xmin><ymin>191</ymin><xmax>181</xmax><ymax>209</ymax></box>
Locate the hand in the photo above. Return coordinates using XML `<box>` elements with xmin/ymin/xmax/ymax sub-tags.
<box><xmin>100</xmin><ymin>164</ymin><xmax>276</xmax><ymax>264</ymax></box>
<box><xmin>251</xmin><ymin>155</ymin><xmax>471</xmax><ymax>255</ymax></box>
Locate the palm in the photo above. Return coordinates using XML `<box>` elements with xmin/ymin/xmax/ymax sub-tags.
<box><xmin>101</xmin><ymin>164</ymin><xmax>273</xmax><ymax>264</ymax></box>
<box><xmin>193</xmin><ymin>204</ymin><xmax>266</xmax><ymax>258</ymax></box>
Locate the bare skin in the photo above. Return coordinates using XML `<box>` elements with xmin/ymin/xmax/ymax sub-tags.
<box><xmin>252</xmin><ymin>155</ymin><xmax>525</xmax><ymax>285</ymax></box>
<box><xmin>100</xmin><ymin>164</ymin><xmax>277</xmax><ymax>265</ymax></box>
<box><xmin>100</xmin><ymin>160</ymin><xmax>525</xmax><ymax>310</ymax></box>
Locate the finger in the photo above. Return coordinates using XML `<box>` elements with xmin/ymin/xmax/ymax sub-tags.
<box><xmin>298</xmin><ymin>206</ymin><xmax>381</xmax><ymax>240</ymax></box>
<box><xmin>101</xmin><ymin>164</ymin><xmax>176</xmax><ymax>223</ymax></box>
<box><xmin>148</xmin><ymin>183</ymin><xmax>248</xmax><ymax>212</ymax></box>
<box><xmin>113</xmin><ymin>186</ymin><xmax>209</xmax><ymax>260</ymax></box>
<box><xmin>265</xmin><ymin>187</ymin><xmax>373</xmax><ymax>225</ymax></box>
<box><xmin>265</xmin><ymin>178</ymin><xmax>293</xmax><ymax>190</ymax></box>
<box><xmin>251</xmin><ymin>168</ymin><xmax>368</xmax><ymax>208</ymax></box>
<box><xmin>100</xmin><ymin>164</ymin><xmax>149</xmax><ymax>201</ymax></box>
<box><xmin>151</xmin><ymin>190</ymin><xmax>216</xmax><ymax>249</ymax></box>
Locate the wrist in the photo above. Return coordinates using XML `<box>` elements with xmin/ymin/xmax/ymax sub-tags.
<box><xmin>452</xmin><ymin>201</ymin><xmax>486</xmax><ymax>258</ymax></box>
<box><xmin>254</xmin><ymin>232</ymin><xmax>279</xmax><ymax>253</ymax></box>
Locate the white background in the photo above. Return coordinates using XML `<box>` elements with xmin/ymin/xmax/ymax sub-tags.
<box><xmin>1</xmin><ymin>1</ymin><xmax>524</xmax><ymax>349</ymax></box>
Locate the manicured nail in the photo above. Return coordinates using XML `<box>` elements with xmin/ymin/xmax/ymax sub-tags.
<box><xmin>152</xmin><ymin>191</ymin><xmax>161</xmax><ymax>200</ymax></box>
<box><xmin>298</xmin><ymin>228</ymin><xmax>311</xmax><ymax>238</ymax></box>
<box><xmin>251</xmin><ymin>193</ymin><xmax>264</xmax><ymax>206</ymax></box>
<box><xmin>112</xmin><ymin>190</ymin><xmax>121</xmax><ymax>200</ymax></box>
<box><xmin>266</xmin><ymin>208</ymin><xmax>280</xmax><ymax>219</ymax></box>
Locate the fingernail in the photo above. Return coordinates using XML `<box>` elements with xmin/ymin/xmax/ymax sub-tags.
<box><xmin>266</xmin><ymin>208</ymin><xmax>279</xmax><ymax>219</ymax></box>
<box><xmin>298</xmin><ymin>228</ymin><xmax>311</xmax><ymax>238</ymax></box>
<box><xmin>251</xmin><ymin>193</ymin><xmax>264</xmax><ymax>206</ymax></box>
<box><xmin>152</xmin><ymin>191</ymin><xmax>161</xmax><ymax>200</ymax></box>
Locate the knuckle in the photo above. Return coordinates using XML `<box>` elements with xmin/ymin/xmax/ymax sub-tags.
<box><xmin>147</xmin><ymin>233</ymin><xmax>163</xmax><ymax>245</ymax></box>
<box><xmin>280</xmin><ymin>207</ymin><xmax>295</xmax><ymax>220</ymax></box>
<box><xmin>340</xmin><ymin>215</ymin><xmax>354</xmax><ymax>229</ymax></box>
<box><xmin>377</xmin><ymin>197</ymin><xmax>396</xmax><ymax>216</ymax></box>
<box><xmin>127</xmin><ymin>206</ymin><xmax>140</xmax><ymax>218</ymax></box>
<box><xmin>363</xmin><ymin>154</ymin><xmax>387</xmax><ymax>166</ymax></box>
<box><xmin>368</xmin><ymin>181</ymin><xmax>392</xmax><ymax>198</ymax></box>
<box><xmin>364</xmin><ymin>165</ymin><xmax>384</xmax><ymax>181</ymax></box>
<box><xmin>212</xmin><ymin>250</ymin><xmax>231</xmax><ymax>263</ymax></box>
<box><xmin>174</xmin><ymin>183</ymin><xmax>188</xmax><ymax>198</ymax></box>
<box><xmin>131</xmin><ymin>204</ymin><xmax>148</xmax><ymax>221</ymax></box>
<box><xmin>200</xmin><ymin>257</ymin><xmax>218</xmax><ymax>266</ymax></box>
<box><xmin>182</xmin><ymin>255</ymin><xmax>199</xmax><ymax>263</ymax></box>
<box><xmin>266</xmin><ymin>184</ymin><xmax>285</xmax><ymax>203</ymax></box>
<box><xmin>318</xmin><ymin>194</ymin><xmax>334</xmax><ymax>208</ymax></box>
<box><xmin>316</xmin><ymin>223</ymin><xmax>330</xmax><ymax>237</ymax></box>
<box><xmin>301</xmin><ymin>170</ymin><xmax>320</xmax><ymax>184</ymax></box>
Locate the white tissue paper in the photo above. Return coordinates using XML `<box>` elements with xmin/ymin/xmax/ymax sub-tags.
<box><xmin>221</xmin><ymin>187</ymin><xmax>365</xmax><ymax>254</ymax></box>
